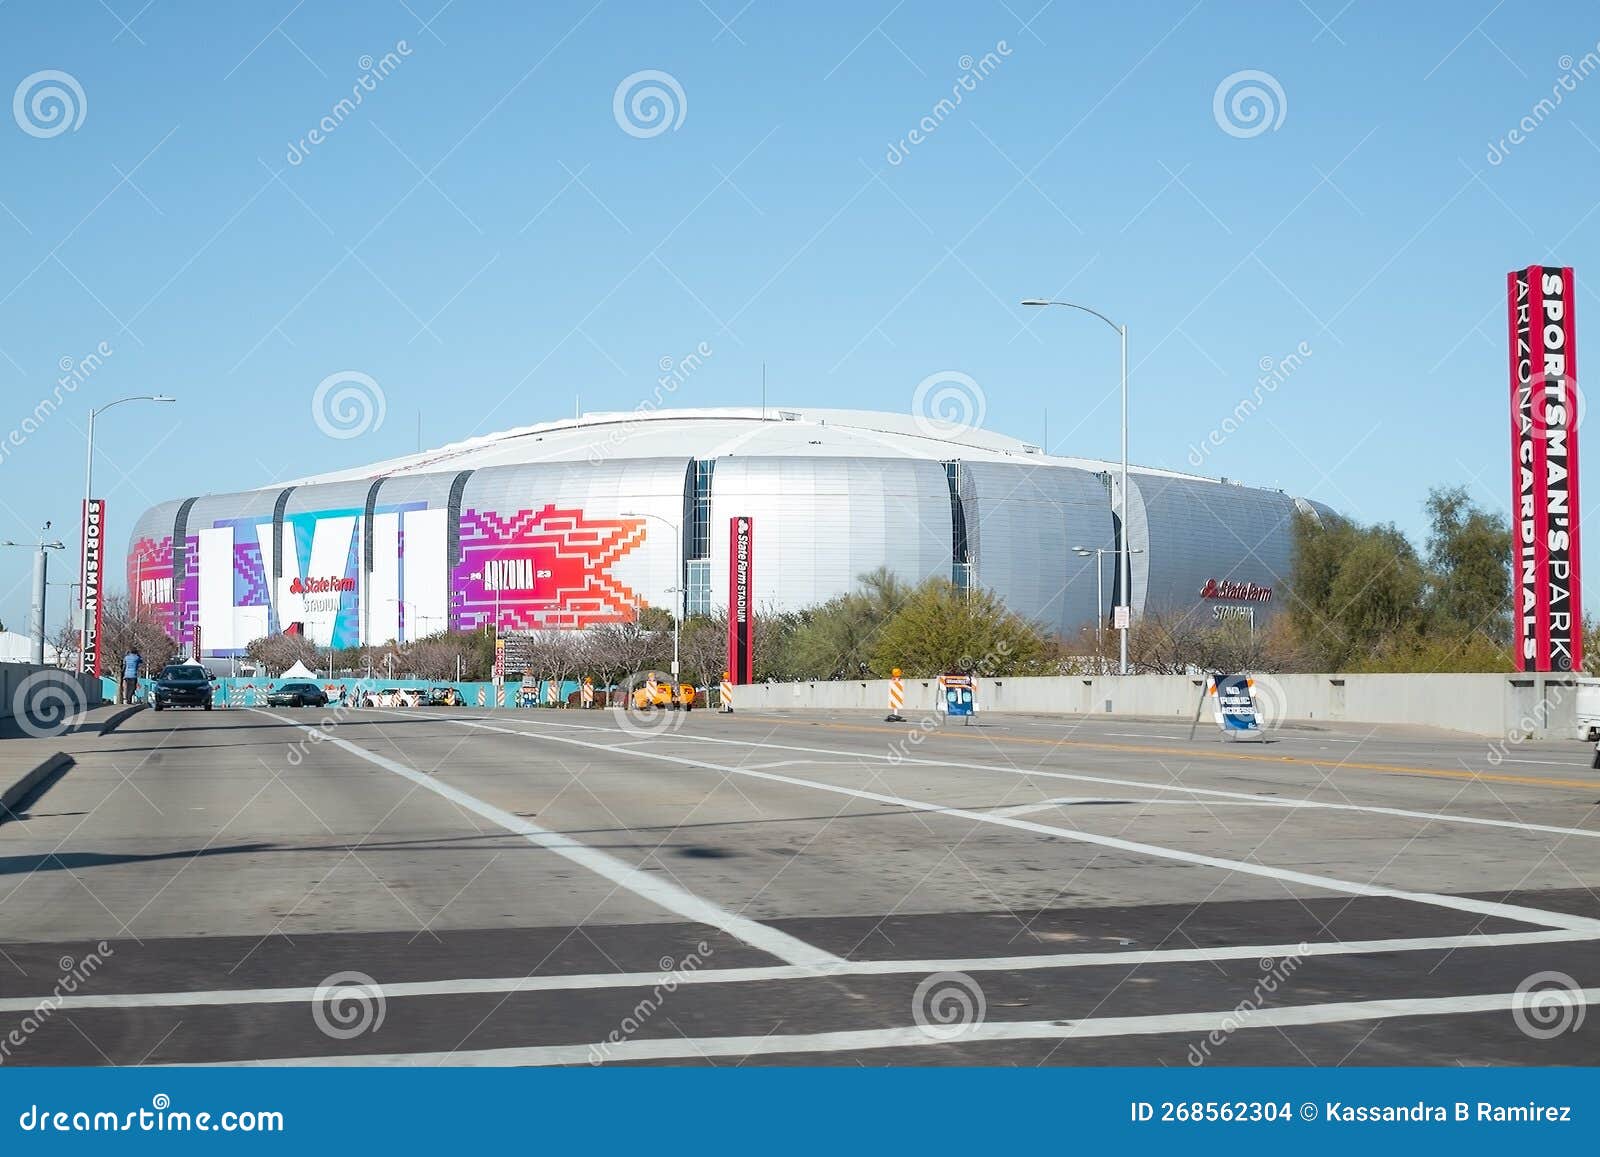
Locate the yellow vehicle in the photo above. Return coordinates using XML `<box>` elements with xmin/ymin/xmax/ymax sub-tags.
<box><xmin>631</xmin><ymin>678</ymin><xmax>697</xmax><ymax>710</ymax></box>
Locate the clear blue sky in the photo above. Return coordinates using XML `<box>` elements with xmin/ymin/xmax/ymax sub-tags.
<box><xmin>0</xmin><ymin>0</ymin><xmax>1595</xmax><ymax>634</ymax></box>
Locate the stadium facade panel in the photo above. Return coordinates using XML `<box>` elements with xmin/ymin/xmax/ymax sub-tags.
<box><xmin>125</xmin><ymin>408</ymin><xmax>1324</xmax><ymax>656</ymax></box>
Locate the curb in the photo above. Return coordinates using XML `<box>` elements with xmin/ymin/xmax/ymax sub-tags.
<box><xmin>0</xmin><ymin>752</ymin><xmax>73</xmax><ymax>825</ymax></box>
<box><xmin>97</xmin><ymin>705</ymin><xmax>141</xmax><ymax>736</ymax></box>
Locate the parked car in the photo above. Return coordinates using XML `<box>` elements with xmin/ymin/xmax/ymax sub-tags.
<box><xmin>151</xmin><ymin>664</ymin><xmax>215</xmax><ymax>711</ymax></box>
<box><xmin>423</xmin><ymin>686</ymin><xmax>462</xmax><ymax>706</ymax></box>
<box><xmin>359</xmin><ymin>687</ymin><xmax>421</xmax><ymax>707</ymax></box>
<box><xmin>266</xmin><ymin>681</ymin><xmax>329</xmax><ymax>708</ymax></box>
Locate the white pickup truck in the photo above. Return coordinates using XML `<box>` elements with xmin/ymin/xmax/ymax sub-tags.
<box><xmin>1575</xmin><ymin>679</ymin><xmax>1600</xmax><ymax>741</ymax></box>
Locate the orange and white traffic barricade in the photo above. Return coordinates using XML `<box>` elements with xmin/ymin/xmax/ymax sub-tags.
<box><xmin>719</xmin><ymin>672</ymin><xmax>734</xmax><ymax>714</ymax></box>
<box><xmin>545</xmin><ymin>680</ymin><xmax>559</xmax><ymax>707</ymax></box>
<box><xmin>475</xmin><ymin>686</ymin><xmax>486</xmax><ymax>707</ymax></box>
<box><xmin>885</xmin><ymin>667</ymin><xmax>906</xmax><ymax>722</ymax></box>
<box><xmin>580</xmin><ymin>678</ymin><xmax>594</xmax><ymax>708</ymax></box>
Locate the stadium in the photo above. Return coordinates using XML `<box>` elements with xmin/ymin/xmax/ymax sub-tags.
<box><xmin>125</xmin><ymin>407</ymin><xmax>1331</xmax><ymax>657</ymax></box>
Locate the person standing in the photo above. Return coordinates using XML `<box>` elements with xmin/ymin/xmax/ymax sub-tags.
<box><xmin>122</xmin><ymin>648</ymin><xmax>144</xmax><ymax>705</ymax></box>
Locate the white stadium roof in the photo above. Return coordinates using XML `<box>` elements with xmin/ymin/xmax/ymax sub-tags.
<box><xmin>285</xmin><ymin>406</ymin><xmax>1263</xmax><ymax>490</ymax></box>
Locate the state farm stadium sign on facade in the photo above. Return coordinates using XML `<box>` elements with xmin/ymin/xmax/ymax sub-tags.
<box><xmin>126</xmin><ymin>407</ymin><xmax>1331</xmax><ymax>657</ymax></box>
<box><xmin>1199</xmin><ymin>579</ymin><xmax>1273</xmax><ymax>602</ymax></box>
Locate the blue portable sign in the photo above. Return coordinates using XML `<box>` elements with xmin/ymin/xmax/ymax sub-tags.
<box><xmin>1209</xmin><ymin>672</ymin><xmax>1263</xmax><ymax>738</ymax></box>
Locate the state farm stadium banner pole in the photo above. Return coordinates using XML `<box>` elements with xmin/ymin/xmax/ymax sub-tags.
<box><xmin>728</xmin><ymin>516</ymin><xmax>754</xmax><ymax>685</ymax></box>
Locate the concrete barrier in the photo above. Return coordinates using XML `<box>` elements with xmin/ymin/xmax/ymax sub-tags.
<box><xmin>0</xmin><ymin>663</ymin><xmax>105</xmax><ymax>724</ymax></box>
<box><xmin>722</xmin><ymin>672</ymin><xmax>1578</xmax><ymax>739</ymax></box>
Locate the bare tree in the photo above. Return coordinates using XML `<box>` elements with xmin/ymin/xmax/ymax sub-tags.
<box><xmin>244</xmin><ymin>633</ymin><xmax>322</xmax><ymax>676</ymax></box>
<box><xmin>49</xmin><ymin>618</ymin><xmax>81</xmax><ymax>670</ymax></box>
<box><xmin>102</xmin><ymin>594</ymin><xmax>180</xmax><ymax>672</ymax></box>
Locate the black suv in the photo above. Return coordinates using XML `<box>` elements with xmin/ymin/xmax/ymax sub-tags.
<box><xmin>152</xmin><ymin>665</ymin><xmax>215</xmax><ymax>711</ymax></box>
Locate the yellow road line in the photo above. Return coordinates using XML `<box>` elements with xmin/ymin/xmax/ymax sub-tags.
<box><xmin>756</xmin><ymin>718</ymin><xmax>1600</xmax><ymax>793</ymax></box>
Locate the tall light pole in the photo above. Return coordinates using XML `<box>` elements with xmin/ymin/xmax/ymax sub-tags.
<box><xmin>82</xmin><ymin>394</ymin><xmax>176</xmax><ymax>673</ymax></box>
<box><xmin>622</xmin><ymin>510</ymin><xmax>682</xmax><ymax>680</ymax></box>
<box><xmin>49</xmin><ymin>580</ymin><xmax>82</xmax><ymax>667</ymax></box>
<box><xmin>3</xmin><ymin>524</ymin><xmax>67</xmax><ymax>665</ymax></box>
<box><xmin>1024</xmin><ymin>299</ymin><xmax>1131</xmax><ymax>673</ymax></box>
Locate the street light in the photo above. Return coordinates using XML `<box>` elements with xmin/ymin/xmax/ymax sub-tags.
<box><xmin>82</xmin><ymin>394</ymin><xmax>176</xmax><ymax>673</ymax></box>
<box><xmin>1073</xmin><ymin>545</ymin><xmax>1143</xmax><ymax>654</ymax></box>
<box><xmin>1024</xmin><ymin>299</ymin><xmax>1131</xmax><ymax>674</ymax></box>
<box><xmin>621</xmin><ymin>510</ymin><xmax>682</xmax><ymax>680</ymax></box>
<box><xmin>3</xmin><ymin>523</ymin><xmax>67</xmax><ymax>665</ymax></box>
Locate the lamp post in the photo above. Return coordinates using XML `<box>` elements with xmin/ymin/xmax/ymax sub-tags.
<box><xmin>1024</xmin><ymin>299</ymin><xmax>1130</xmax><ymax>673</ymax></box>
<box><xmin>48</xmin><ymin>580</ymin><xmax>82</xmax><ymax>667</ymax></box>
<box><xmin>3</xmin><ymin>524</ymin><xmax>67</xmax><ymax>665</ymax></box>
<box><xmin>82</xmin><ymin>395</ymin><xmax>176</xmax><ymax>673</ymax></box>
<box><xmin>1073</xmin><ymin>546</ymin><xmax>1143</xmax><ymax>656</ymax></box>
<box><xmin>622</xmin><ymin>510</ymin><xmax>682</xmax><ymax>680</ymax></box>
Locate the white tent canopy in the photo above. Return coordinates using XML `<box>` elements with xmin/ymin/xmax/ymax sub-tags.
<box><xmin>278</xmin><ymin>660</ymin><xmax>319</xmax><ymax>680</ymax></box>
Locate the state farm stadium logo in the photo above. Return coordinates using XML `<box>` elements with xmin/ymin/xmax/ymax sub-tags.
<box><xmin>289</xmin><ymin>576</ymin><xmax>355</xmax><ymax>594</ymax></box>
<box><xmin>1199</xmin><ymin>578</ymin><xmax>1272</xmax><ymax>603</ymax></box>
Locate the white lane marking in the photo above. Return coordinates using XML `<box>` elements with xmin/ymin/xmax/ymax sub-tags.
<box><xmin>406</xmin><ymin>714</ymin><xmax>1600</xmax><ymax>934</ymax></box>
<box><xmin>414</xmin><ymin>712</ymin><xmax>1600</xmax><ymax>842</ymax></box>
<box><xmin>4</xmin><ymin>928</ymin><xmax>1586</xmax><ymax>1015</ymax></box>
<box><xmin>991</xmin><ymin>797</ymin><xmax>1296</xmax><ymax>818</ymax></box>
<box><xmin>189</xmin><ymin>986</ymin><xmax>1600</xmax><ymax>1066</ymax></box>
<box><xmin>250</xmin><ymin>711</ymin><xmax>840</xmax><ymax>969</ymax></box>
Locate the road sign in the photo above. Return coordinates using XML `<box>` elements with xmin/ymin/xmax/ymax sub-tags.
<box><xmin>938</xmin><ymin>672</ymin><xmax>975</xmax><ymax>718</ymax></box>
<box><xmin>1208</xmin><ymin>672</ymin><xmax>1265</xmax><ymax>741</ymax></box>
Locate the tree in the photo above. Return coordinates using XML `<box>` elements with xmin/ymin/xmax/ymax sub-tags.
<box><xmin>870</xmin><ymin>579</ymin><xmax>1053</xmax><ymax>677</ymax></box>
<box><xmin>1288</xmin><ymin>512</ymin><xmax>1425</xmax><ymax>670</ymax></box>
<box><xmin>101</xmin><ymin>595</ymin><xmax>180</xmax><ymax>672</ymax></box>
<box><xmin>245</xmin><ymin>633</ymin><xmax>322</xmax><ymax>675</ymax></box>
<box><xmin>680</xmin><ymin>613</ymin><xmax>730</xmax><ymax>686</ymax></box>
<box><xmin>584</xmin><ymin>618</ymin><xmax>671</xmax><ymax>685</ymax></box>
<box><xmin>787</xmin><ymin>567</ymin><xmax>911</xmax><ymax>679</ymax></box>
<box><xmin>49</xmin><ymin>618</ymin><xmax>81</xmax><ymax>670</ymax></box>
<box><xmin>1422</xmin><ymin>486</ymin><xmax>1511</xmax><ymax>644</ymax></box>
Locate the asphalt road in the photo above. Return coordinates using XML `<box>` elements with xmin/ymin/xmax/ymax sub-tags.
<box><xmin>2</xmin><ymin>704</ymin><xmax>1598</xmax><ymax>1066</ymax></box>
